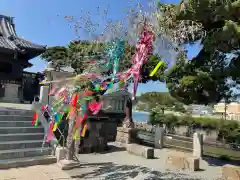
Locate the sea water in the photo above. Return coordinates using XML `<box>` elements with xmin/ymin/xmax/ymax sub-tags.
<box><xmin>132</xmin><ymin>111</ymin><xmax>149</xmax><ymax>123</ymax></box>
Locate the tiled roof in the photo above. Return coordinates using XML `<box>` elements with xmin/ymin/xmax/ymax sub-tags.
<box><xmin>0</xmin><ymin>15</ymin><xmax>46</xmax><ymax>52</ymax></box>
<box><xmin>0</xmin><ymin>36</ymin><xmax>16</xmax><ymax>50</ymax></box>
<box><xmin>13</xmin><ymin>37</ymin><xmax>46</xmax><ymax>50</ymax></box>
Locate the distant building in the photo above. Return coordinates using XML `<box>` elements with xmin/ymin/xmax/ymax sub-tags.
<box><xmin>213</xmin><ymin>102</ymin><xmax>240</xmax><ymax>114</ymax></box>
<box><xmin>213</xmin><ymin>102</ymin><xmax>226</xmax><ymax>113</ymax></box>
<box><xmin>214</xmin><ymin>102</ymin><xmax>240</xmax><ymax>120</ymax></box>
<box><xmin>189</xmin><ymin>104</ymin><xmax>213</xmax><ymax>115</ymax></box>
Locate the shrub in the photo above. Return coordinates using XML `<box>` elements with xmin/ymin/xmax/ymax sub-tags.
<box><xmin>178</xmin><ymin>115</ymin><xmax>194</xmax><ymax>126</ymax></box>
<box><xmin>219</xmin><ymin>155</ymin><xmax>231</xmax><ymax>161</ymax></box>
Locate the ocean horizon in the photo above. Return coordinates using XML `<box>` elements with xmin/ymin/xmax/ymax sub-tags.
<box><xmin>133</xmin><ymin>111</ymin><xmax>149</xmax><ymax>123</ymax></box>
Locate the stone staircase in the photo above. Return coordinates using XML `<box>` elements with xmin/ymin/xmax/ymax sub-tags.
<box><xmin>0</xmin><ymin>109</ymin><xmax>56</xmax><ymax>169</ymax></box>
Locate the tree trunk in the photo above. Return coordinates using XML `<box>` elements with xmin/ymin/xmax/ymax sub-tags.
<box><xmin>224</xmin><ymin>100</ymin><xmax>227</xmax><ymax>121</ymax></box>
<box><xmin>161</xmin><ymin>107</ymin><xmax>165</xmax><ymax>114</ymax></box>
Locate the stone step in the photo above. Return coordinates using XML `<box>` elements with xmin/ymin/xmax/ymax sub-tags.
<box><xmin>0</xmin><ymin>110</ymin><xmax>33</xmax><ymax>116</ymax></box>
<box><xmin>0</xmin><ymin>115</ymin><xmax>33</xmax><ymax>121</ymax></box>
<box><xmin>0</xmin><ymin>140</ymin><xmax>49</xmax><ymax>150</ymax></box>
<box><xmin>0</xmin><ymin>133</ymin><xmax>45</xmax><ymax>142</ymax></box>
<box><xmin>0</xmin><ymin>121</ymin><xmax>33</xmax><ymax>127</ymax></box>
<box><xmin>0</xmin><ymin>127</ymin><xmax>44</xmax><ymax>134</ymax></box>
<box><xmin>0</xmin><ymin>147</ymin><xmax>52</xmax><ymax>160</ymax></box>
<box><xmin>0</xmin><ymin>155</ymin><xmax>57</xmax><ymax>169</ymax></box>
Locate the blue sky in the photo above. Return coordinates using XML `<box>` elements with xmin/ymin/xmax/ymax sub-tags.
<box><xmin>1</xmin><ymin>0</ymin><xmax>200</xmax><ymax>94</ymax></box>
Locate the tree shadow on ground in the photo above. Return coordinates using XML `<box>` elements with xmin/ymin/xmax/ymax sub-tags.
<box><xmin>203</xmin><ymin>156</ymin><xmax>240</xmax><ymax>167</ymax></box>
<box><xmin>98</xmin><ymin>145</ymin><xmax>126</xmax><ymax>154</ymax></box>
<box><xmin>78</xmin><ymin>145</ymin><xmax>126</xmax><ymax>154</ymax></box>
<box><xmin>69</xmin><ymin>162</ymin><xmax>203</xmax><ymax>180</ymax></box>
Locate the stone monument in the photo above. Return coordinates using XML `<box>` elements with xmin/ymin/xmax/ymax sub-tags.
<box><xmin>115</xmin><ymin>93</ymin><xmax>137</xmax><ymax>146</ymax></box>
<box><xmin>123</xmin><ymin>96</ymin><xmax>135</xmax><ymax>128</ymax></box>
<box><xmin>40</xmin><ymin>62</ymin><xmax>75</xmax><ymax>105</ymax></box>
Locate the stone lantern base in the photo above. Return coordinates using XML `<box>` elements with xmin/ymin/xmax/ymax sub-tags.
<box><xmin>58</xmin><ymin>159</ymin><xmax>80</xmax><ymax>170</ymax></box>
<box><xmin>0</xmin><ymin>83</ymin><xmax>20</xmax><ymax>103</ymax></box>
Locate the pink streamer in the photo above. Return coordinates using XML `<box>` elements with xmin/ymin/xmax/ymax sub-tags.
<box><xmin>75</xmin><ymin>113</ymin><xmax>87</xmax><ymax>129</ymax></box>
<box><xmin>116</xmin><ymin>25</ymin><xmax>154</xmax><ymax>99</ymax></box>
<box><xmin>46</xmin><ymin>121</ymin><xmax>54</xmax><ymax>143</ymax></box>
<box><xmin>88</xmin><ymin>101</ymin><xmax>104</xmax><ymax>115</ymax></box>
<box><xmin>48</xmin><ymin>86</ymin><xmax>56</xmax><ymax>96</ymax></box>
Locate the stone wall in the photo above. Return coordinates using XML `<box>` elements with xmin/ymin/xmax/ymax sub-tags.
<box><xmin>115</xmin><ymin>127</ymin><xmax>138</xmax><ymax>145</ymax></box>
<box><xmin>78</xmin><ymin>118</ymin><xmax>118</xmax><ymax>153</ymax></box>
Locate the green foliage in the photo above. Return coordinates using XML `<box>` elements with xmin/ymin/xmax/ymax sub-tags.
<box><xmin>219</xmin><ymin>155</ymin><xmax>231</xmax><ymax>161</ymax></box>
<box><xmin>172</xmin><ymin>104</ymin><xmax>186</xmax><ymax>113</ymax></box>
<box><xmin>158</xmin><ymin>0</ymin><xmax>240</xmax><ymax>105</ymax></box>
<box><xmin>139</xmin><ymin>92</ymin><xmax>176</xmax><ymax>109</ymax></box>
<box><xmin>218</xmin><ymin>121</ymin><xmax>240</xmax><ymax>142</ymax></box>
<box><xmin>141</xmin><ymin>55</ymin><xmax>167</xmax><ymax>83</ymax></box>
<box><xmin>149</xmin><ymin>110</ymin><xmax>159</xmax><ymax>125</ymax></box>
<box><xmin>41</xmin><ymin>46</ymin><xmax>68</xmax><ymax>70</ymax></box>
<box><xmin>67</xmin><ymin>40</ymin><xmax>105</xmax><ymax>73</ymax></box>
<box><xmin>137</xmin><ymin>92</ymin><xmax>187</xmax><ymax>113</ymax></box>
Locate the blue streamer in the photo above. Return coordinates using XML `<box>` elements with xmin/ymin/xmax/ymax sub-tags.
<box><xmin>81</xmin><ymin>102</ymin><xmax>87</xmax><ymax>116</ymax></box>
<box><xmin>105</xmin><ymin>38</ymin><xmax>125</xmax><ymax>78</ymax></box>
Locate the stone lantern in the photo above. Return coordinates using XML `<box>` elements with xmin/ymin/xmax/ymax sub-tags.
<box><xmin>39</xmin><ymin>62</ymin><xmax>55</xmax><ymax>105</ymax></box>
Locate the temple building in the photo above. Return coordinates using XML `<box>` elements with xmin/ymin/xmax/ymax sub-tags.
<box><xmin>0</xmin><ymin>15</ymin><xmax>46</xmax><ymax>103</ymax></box>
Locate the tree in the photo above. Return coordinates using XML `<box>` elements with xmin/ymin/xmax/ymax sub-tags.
<box><xmin>41</xmin><ymin>41</ymin><xmax>167</xmax><ymax>83</ymax></box>
<box><xmin>138</xmin><ymin>92</ymin><xmax>183</xmax><ymax>112</ymax></box>
<box><xmin>41</xmin><ymin>46</ymin><xmax>68</xmax><ymax>70</ymax></box>
<box><xmin>158</xmin><ymin>0</ymin><xmax>240</xmax><ymax>105</ymax></box>
<box><xmin>172</xmin><ymin>103</ymin><xmax>186</xmax><ymax>113</ymax></box>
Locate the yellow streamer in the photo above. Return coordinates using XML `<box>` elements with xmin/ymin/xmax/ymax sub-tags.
<box><xmin>81</xmin><ymin>124</ymin><xmax>88</xmax><ymax>137</ymax></box>
<box><xmin>53</xmin><ymin>123</ymin><xmax>58</xmax><ymax>132</ymax></box>
<box><xmin>53</xmin><ymin>97</ymin><xmax>64</xmax><ymax>107</ymax></box>
<box><xmin>149</xmin><ymin>61</ymin><xmax>164</xmax><ymax>77</ymax></box>
<box><xmin>73</xmin><ymin>128</ymin><xmax>80</xmax><ymax>140</ymax></box>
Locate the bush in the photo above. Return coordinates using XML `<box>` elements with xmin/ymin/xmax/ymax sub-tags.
<box><xmin>219</xmin><ymin>155</ymin><xmax>231</xmax><ymax>161</ymax></box>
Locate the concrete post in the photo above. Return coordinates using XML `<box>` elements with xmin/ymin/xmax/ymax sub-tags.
<box><xmin>154</xmin><ymin>127</ymin><xmax>165</xmax><ymax>149</ymax></box>
<box><xmin>193</xmin><ymin>132</ymin><xmax>203</xmax><ymax>158</ymax></box>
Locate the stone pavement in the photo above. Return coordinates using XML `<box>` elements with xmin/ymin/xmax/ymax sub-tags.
<box><xmin>0</xmin><ymin>164</ymin><xmax>74</xmax><ymax>180</ymax></box>
<box><xmin>1</xmin><ymin>144</ymin><xmax>225</xmax><ymax>180</ymax></box>
<box><xmin>67</xmin><ymin>144</ymin><xmax>223</xmax><ymax>180</ymax></box>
